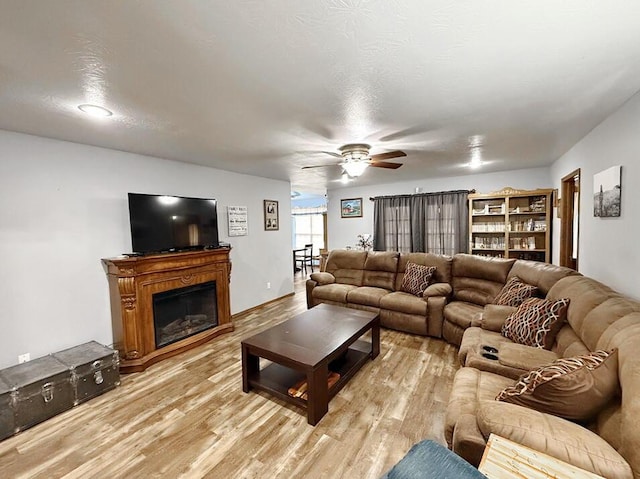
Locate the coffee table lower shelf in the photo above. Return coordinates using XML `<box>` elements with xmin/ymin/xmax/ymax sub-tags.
<box><xmin>246</xmin><ymin>339</ymin><xmax>372</xmax><ymax>415</ymax></box>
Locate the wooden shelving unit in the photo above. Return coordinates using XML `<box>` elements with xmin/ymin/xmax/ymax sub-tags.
<box><xmin>468</xmin><ymin>187</ymin><xmax>553</xmax><ymax>262</ymax></box>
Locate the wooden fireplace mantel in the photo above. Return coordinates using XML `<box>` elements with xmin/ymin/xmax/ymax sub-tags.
<box><xmin>102</xmin><ymin>248</ymin><xmax>233</xmax><ymax>373</ymax></box>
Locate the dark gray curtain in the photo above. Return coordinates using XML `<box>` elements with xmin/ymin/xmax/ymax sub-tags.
<box><xmin>373</xmin><ymin>190</ymin><xmax>469</xmax><ymax>254</ymax></box>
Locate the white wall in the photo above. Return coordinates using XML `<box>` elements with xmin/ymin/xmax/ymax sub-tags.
<box><xmin>0</xmin><ymin>130</ymin><xmax>293</xmax><ymax>368</ymax></box>
<box><xmin>327</xmin><ymin>167</ymin><xmax>550</xmax><ymax>250</ymax></box>
<box><xmin>551</xmin><ymin>91</ymin><xmax>640</xmax><ymax>300</ymax></box>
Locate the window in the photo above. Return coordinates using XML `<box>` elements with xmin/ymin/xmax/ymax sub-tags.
<box><xmin>292</xmin><ymin>206</ymin><xmax>326</xmax><ymax>255</ymax></box>
<box><xmin>373</xmin><ymin>191</ymin><xmax>469</xmax><ymax>255</ymax></box>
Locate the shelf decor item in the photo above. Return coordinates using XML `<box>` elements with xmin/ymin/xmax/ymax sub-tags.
<box><xmin>341</xmin><ymin>198</ymin><xmax>363</xmax><ymax>218</ymax></box>
<box><xmin>593</xmin><ymin>166</ymin><xmax>621</xmax><ymax>218</ymax></box>
<box><xmin>264</xmin><ymin>200</ymin><xmax>279</xmax><ymax>230</ymax></box>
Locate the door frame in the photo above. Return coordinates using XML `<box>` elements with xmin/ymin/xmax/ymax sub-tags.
<box><xmin>559</xmin><ymin>169</ymin><xmax>580</xmax><ymax>270</ymax></box>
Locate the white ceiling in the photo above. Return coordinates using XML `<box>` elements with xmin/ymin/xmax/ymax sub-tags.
<box><xmin>1</xmin><ymin>1</ymin><xmax>640</xmax><ymax>195</ymax></box>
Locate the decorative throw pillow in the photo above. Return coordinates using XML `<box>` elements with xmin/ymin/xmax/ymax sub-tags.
<box><xmin>401</xmin><ymin>262</ymin><xmax>436</xmax><ymax>297</ymax></box>
<box><xmin>496</xmin><ymin>349</ymin><xmax>619</xmax><ymax>422</ymax></box>
<box><xmin>493</xmin><ymin>276</ymin><xmax>538</xmax><ymax>307</ymax></box>
<box><xmin>501</xmin><ymin>297</ymin><xmax>570</xmax><ymax>349</ymax></box>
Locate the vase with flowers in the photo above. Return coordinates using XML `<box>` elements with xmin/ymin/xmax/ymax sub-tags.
<box><xmin>357</xmin><ymin>234</ymin><xmax>373</xmax><ymax>251</ymax></box>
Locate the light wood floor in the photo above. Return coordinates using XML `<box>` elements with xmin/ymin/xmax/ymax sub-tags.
<box><xmin>0</xmin><ymin>274</ymin><xmax>459</xmax><ymax>479</ymax></box>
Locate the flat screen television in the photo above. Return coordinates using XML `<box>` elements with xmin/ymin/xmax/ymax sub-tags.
<box><xmin>128</xmin><ymin>193</ymin><xmax>220</xmax><ymax>254</ymax></box>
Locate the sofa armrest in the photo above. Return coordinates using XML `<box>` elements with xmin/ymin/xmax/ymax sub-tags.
<box><xmin>481</xmin><ymin>305</ymin><xmax>516</xmax><ymax>332</ymax></box>
<box><xmin>309</xmin><ymin>272</ymin><xmax>335</xmax><ymax>285</ymax></box>
<box><xmin>497</xmin><ymin>343</ymin><xmax>558</xmax><ymax>371</ymax></box>
<box><xmin>426</xmin><ymin>296</ymin><xmax>447</xmax><ymax>338</ymax></box>
<box><xmin>423</xmin><ymin>282</ymin><xmax>452</xmax><ymax>298</ymax></box>
<box><xmin>477</xmin><ymin>401</ymin><xmax>633</xmax><ymax>479</ymax></box>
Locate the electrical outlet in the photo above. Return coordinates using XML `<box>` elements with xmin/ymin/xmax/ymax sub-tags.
<box><xmin>266</xmin><ymin>282</ymin><xmax>271</xmax><ymax>289</ymax></box>
<box><xmin>18</xmin><ymin>353</ymin><xmax>30</xmax><ymax>364</ymax></box>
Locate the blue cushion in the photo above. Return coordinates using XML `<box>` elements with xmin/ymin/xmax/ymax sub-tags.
<box><xmin>381</xmin><ymin>440</ymin><xmax>487</xmax><ymax>479</ymax></box>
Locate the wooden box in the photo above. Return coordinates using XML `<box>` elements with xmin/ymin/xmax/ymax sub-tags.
<box><xmin>479</xmin><ymin>434</ymin><xmax>605</xmax><ymax>478</ymax></box>
<box><xmin>52</xmin><ymin>341</ymin><xmax>120</xmax><ymax>406</ymax></box>
<box><xmin>0</xmin><ymin>375</ymin><xmax>14</xmax><ymax>440</ymax></box>
<box><xmin>0</xmin><ymin>355</ymin><xmax>74</xmax><ymax>433</ymax></box>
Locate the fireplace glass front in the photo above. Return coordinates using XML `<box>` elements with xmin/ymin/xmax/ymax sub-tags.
<box><xmin>152</xmin><ymin>281</ymin><xmax>218</xmax><ymax>348</ymax></box>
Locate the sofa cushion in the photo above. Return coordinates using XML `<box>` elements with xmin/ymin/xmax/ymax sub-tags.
<box><xmin>477</xmin><ymin>401</ymin><xmax>633</xmax><ymax>479</ymax></box>
<box><xmin>346</xmin><ymin>286</ymin><xmax>389</xmax><ymax>308</ymax></box>
<box><xmin>507</xmin><ymin>260</ymin><xmax>579</xmax><ymax>296</ymax></box>
<box><xmin>481</xmin><ymin>304</ymin><xmax>516</xmax><ymax>332</ymax></box>
<box><xmin>401</xmin><ymin>262</ymin><xmax>436</xmax><ymax>296</ymax></box>
<box><xmin>444</xmin><ymin>301</ymin><xmax>484</xmax><ymax>330</ymax></box>
<box><xmin>458</xmin><ymin>328</ymin><xmax>558</xmax><ymax>379</ymax></box>
<box><xmin>445</xmin><ymin>367</ymin><xmax>513</xmax><ymax>448</ymax></box>
<box><xmin>362</xmin><ymin>251</ymin><xmax>399</xmax><ymax>290</ymax></box>
<box><xmin>380</xmin><ymin>291</ymin><xmax>427</xmax><ymax>316</ymax></box>
<box><xmin>324</xmin><ymin>249</ymin><xmax>367</xmax><ymax>286</ymax></box>
<box><xmin>546</xmin><ymin>275</ymin><xmax>640</xmax><ymax>354</ymax></box>
<box><xmin>496</xmin><ymin>349</ymin><xmax>619</xmax><ymax>422</ymax></box>
<box><xmin>395</xmin><ymin>253</ymin><xmax>452</xmax><ymax>291</ymax></box>
<box><xmin>493</xmin><ymin>276</ymin><xmax>537</xmax><ymax>307</ymax></box>
<box><xmin>502</xmin><ymin>297</ymin><xmax>570</xmax><ymax>349</ymax></box>
<box><xmin>496</xmin><ymin>342</ymin><xmax>558</xmax><ymax>371</ymax></box>
<box><xmin>451</xmin><ymin>254</ymin><xmax>516</xmax><ymax>306</ymax></box>
<box><xmin>312</xmin><ymin>283</ymin><xmax>358</xmax><ymax>304</ymax></box>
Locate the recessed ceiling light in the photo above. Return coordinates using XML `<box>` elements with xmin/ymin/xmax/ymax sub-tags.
<box><xmin>78</xmin><ymin>104</ymin><xmax>113</xmax><ymax>118</ymax></box>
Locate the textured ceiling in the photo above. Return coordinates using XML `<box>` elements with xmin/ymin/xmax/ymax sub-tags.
<box><xmin>1</xmin><ymin>1</ymin><xmax>640</xmax><ymax>194</ymax></box>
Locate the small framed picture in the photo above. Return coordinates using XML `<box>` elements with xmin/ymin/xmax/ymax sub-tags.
<box><xmin>341</xmin><ymin>198</ymin><xmax>363</xmax><ymax>218</ymax></box>
<box><xmin>593</xmin><ymin>165</ymin><xmax>621</xmax><ymax>217</ymax></box>
<box><xmin>264</xmin><ymin>199</ymin><xmax>279</xmax><ymax>230</ymax></box>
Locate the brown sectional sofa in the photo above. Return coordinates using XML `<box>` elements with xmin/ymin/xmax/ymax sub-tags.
<box><xmin>307</xmin><ymin>249</ymin><xmax>640</xmax><ymax>477</ymax></box>
<box><xmin>307</xmin><ymin>250</ymin><xmax>575</xmax><ymax>342</ymax></box>
<box><xmin>447</xmin><ymin>275</ymin><xmax>640</xmax><ymax>478</ymax></box>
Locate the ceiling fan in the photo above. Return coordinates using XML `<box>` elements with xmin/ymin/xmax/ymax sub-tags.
<box><xmin>302</xmin><ymin>143</ymin><xmax>406</xmax><ymax>177</ymax></box>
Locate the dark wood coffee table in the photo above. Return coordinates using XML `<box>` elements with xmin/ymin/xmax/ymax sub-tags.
<box><xmin>241</xmin><ymin>303</ymin><xmax>380</xmax><ymax>425</ymax></box>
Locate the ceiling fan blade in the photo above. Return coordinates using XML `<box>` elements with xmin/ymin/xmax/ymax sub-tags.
<box><xmin>301</xmin><ymin>164</ymin><xmax>339</xmax><ymax>170</ymax></box>
<box><xmin>370</xmin><ymin>161</ymin><xmax>403</xmax><ymax>169</ymax></box>
<box><xmin>296</xmin><ymin>150</ymin><xmax>342</xmax><ymax>158</ymax></box>
<box><xmin>369</xmin><ymin>150</ymin><xmax>407</xmax><ymax>161</ymax></box>
<box><xmin>319</xmin><ymin>151</ymin><xmax>342</xmax><ymax>158</ymax></box>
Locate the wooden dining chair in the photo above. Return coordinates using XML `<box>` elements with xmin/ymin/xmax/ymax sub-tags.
<box><xmin>295</xmin><ymin>244</ymin><xmax>314</xmax><ymax>274</ymax></box>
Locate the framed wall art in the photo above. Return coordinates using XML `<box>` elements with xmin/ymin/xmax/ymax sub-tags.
<box><xmin>227</xmin><ymin>205</ymin><xmax>248</xmax><ymax>236</ymax></box>
<box><xmin>264</xmin><ymin>199</ymin><xmax>279</xmax><ymax>230</ymax></box>
<box><xmin>593</xmin><ymin>165</ymin><xmax>621</xmax><ymax>217</ymax></box>
<box><xmin>341</xmin><ymin>198</ymin><xmax>363</xmax><ymax>218</ymax></box>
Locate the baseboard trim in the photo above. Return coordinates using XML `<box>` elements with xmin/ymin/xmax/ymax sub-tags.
<box><xmin>232</xmin><ymin>292</ymin><xmax>295</xmax><ymax>319</ymax></box>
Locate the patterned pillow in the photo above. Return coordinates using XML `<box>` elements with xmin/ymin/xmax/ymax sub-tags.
<box><xmin>493</xmin><ymin>276</ymin><xmax>538</xmax><ymax>307</ymax></box>
<box><xmin>496</xmin><ymin>349</ymin><xmax>619</xmax><ymax>421</ymax></box>
<box><xmin>501</xmin><ymin>297</ymin><xmax>570</xmax><ymax>349</ymax></box>
<box><xmin>401</xmin><ymin>262</ymin><xmax>436</xmax><ymax>296</ymax></box>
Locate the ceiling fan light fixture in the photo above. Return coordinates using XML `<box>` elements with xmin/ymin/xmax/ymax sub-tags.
<box><xmin>339</xmin><ymin>143</ymin><xmax>370</xmax><ymax>162</ymax></box>
<box><xmin>342</xmin><ymin>160</ymin><xmax>369</xmax><ymax>177</ymax></box>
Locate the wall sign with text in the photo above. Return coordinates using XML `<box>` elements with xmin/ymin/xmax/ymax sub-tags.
<box><xmin>227</xmin><ymin>205</ymin><xmax>248</xmax><ymax>236</ymax></box>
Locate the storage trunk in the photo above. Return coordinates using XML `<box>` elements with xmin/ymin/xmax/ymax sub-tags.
<box><xmin>0</xmin><ymin>356</ymin><xmax>74</xmax><ymax>432</ymax></box>
<box><xmin>0</xmin><ymin>375</ymin><xmax>14</xmax><ymax>440</ymax></box>
<box><xmin>52</xmin><ymin>341</ymin><xmax>120</xmax><ymax>406</ymax></box>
